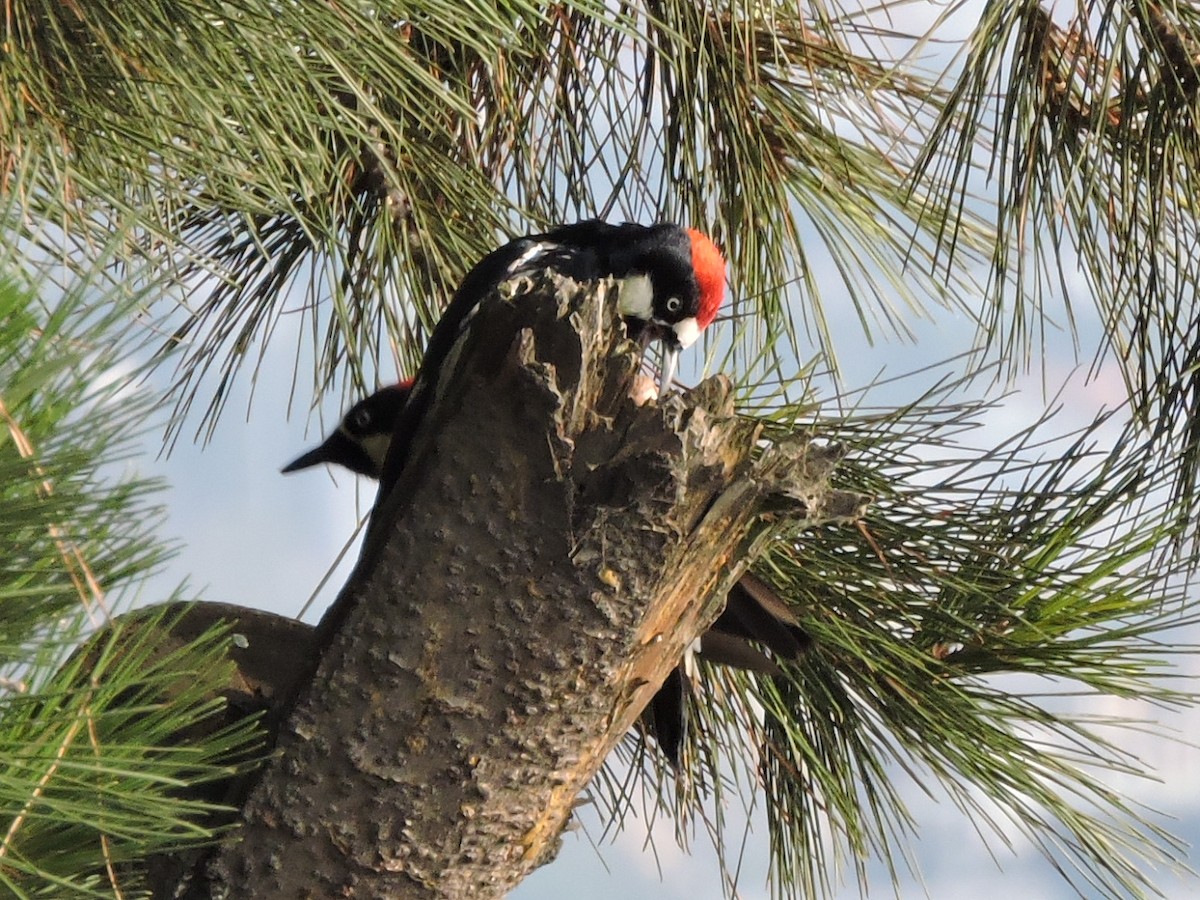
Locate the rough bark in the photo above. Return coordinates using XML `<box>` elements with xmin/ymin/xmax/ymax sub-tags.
<box><xmin>191</xmin><ymin>273</ymin><xmax>866</xmax><ymax>899</ymax></box>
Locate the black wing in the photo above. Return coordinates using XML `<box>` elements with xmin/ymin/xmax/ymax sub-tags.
<box><xmin>378</xmin><ymin>223</ymin><xmax>649</xmax><ymax>488</ymax></box>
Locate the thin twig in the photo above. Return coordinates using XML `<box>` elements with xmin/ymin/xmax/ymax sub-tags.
<box><xmin>86</xmin><ymin>705</ymin><xmax>125</xmax><ymax>899</ymax></box>
<box><xmin>0</xmin><ymin>703</ymin><xmax>89</xmax><ymax>859</ymax></box>
<box><xmin>0</xmin><ymin>394</ymin><xmax>111</xmax><ymax>627</ymax></box>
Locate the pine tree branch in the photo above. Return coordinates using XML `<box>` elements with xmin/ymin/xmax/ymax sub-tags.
<box><xmin>184</xmin><ymin>274</ymin><xmax>864</xmax><ymax>898</ymax></box>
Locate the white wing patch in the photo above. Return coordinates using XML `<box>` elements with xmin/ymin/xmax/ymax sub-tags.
<box><xmin>506</xmin><ymin>241</ymin><xmax>553</xmax><ymax>276</ymax></box>
<box><xmin>683</xmin><ymin>636</ymin><xmax>702</xmax><ymax>679</ymax></box>
<box><xmin>456</xmin><ymin>241</ymin><xmax>554</xmax><ymax>338</ymax></box>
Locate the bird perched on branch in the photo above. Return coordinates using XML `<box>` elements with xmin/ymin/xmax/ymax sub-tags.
<box><xmin>371</xmin><ymin>221</ymin><xmax>726</xmax><ymax>489</ymax></box>
<box><xmin>282</xmin><ymin>381</ymin><xmax>414</xmax><ymax>478</ymax></box>
<box><xmin>284</xmin><ymin>382</ymin><xmax>810</xmax><ymax>767</ymax></box>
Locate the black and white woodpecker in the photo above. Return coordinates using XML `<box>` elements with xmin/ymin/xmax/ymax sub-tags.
<box><xmin>370</xmin><ymin>221</ymin><xmax>727</xmax><ymax>489</ymax></box>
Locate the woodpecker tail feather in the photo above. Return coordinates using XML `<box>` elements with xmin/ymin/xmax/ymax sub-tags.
<box><xmin>649</xmin><ymin>665</ymin><xmax>690</xmax><ymax>769</ymax></box>
<box><xmin>698</xmin><ymin>631</ymin><xmax>782</xmax><ymax>675</ymax></box>
<box><xmin>713</xmin><ymin>571</ymin><xmax>812</xmax><ymax>661</ymax></box>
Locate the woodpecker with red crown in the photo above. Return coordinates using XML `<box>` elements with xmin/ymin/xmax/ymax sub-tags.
<box><xmin>285</xmin><ymin>380</ymin><xmax>811</xmax><ymax>767</ymax></box>
<box><xmin>372</xmin><ymin>221</ymin><xmax>726</xmax><ymax>489</ymax></box>
<box><xmin>282</xmin><ymin>381</ymin><xmax>413</xmax><ymax>478</ymax></box>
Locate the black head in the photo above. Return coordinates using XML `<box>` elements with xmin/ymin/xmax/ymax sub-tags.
<box><xmin>281</xmin><ymin>382</ymin><xmax>412</xmax><ymax>481</ymax></box>
<box><xmin>643</xmin><ymin>225</ymin><xmax>703</xmax><ymax>319</ymax></box>
<box><xmin>608</xmin><ymin>224</ymin><xmax>724</xmax><ymax>353</ymax></box>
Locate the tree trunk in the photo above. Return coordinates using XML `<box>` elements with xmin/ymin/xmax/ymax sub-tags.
<box><xmin>187</xmin><ymin>273</ymin><xmax>865</xmax><ymax>898</ymax></box>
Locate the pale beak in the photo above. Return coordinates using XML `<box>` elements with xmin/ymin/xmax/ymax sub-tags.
<box><xmin>660</xmin><ymin>344</ymin><xmax>680</xmax><ymax>394</ymax></box>
<box><xmin>657</xmin><ymin>316</ymin><xmax>699</xmax><ymax>393</ymax></box>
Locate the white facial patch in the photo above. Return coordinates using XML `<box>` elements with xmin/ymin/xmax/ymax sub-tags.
<box><xmin>358</xmin><ymin>430</ymin><xmax>393</xmax><ymax>474</ymax></box>
<box><xmin>617</xmin><ymin>273</ymin><xmax>654</xmax><ymax>320</ymax></box>
<box><xmin>672</xmin><ymin>316</ymin><xmax>700</xmax><ymax>349</ymax></box>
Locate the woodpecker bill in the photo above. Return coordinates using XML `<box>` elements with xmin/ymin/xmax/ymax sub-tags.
<box><xmin>281</xmin><ymin>381</ymin><xmax>412</xmax><ymax>478</ymax></box>
<box><xmin>284</xmin><ymin>381</ymin><xmax>810</xmax><ymax>767</ymax></box>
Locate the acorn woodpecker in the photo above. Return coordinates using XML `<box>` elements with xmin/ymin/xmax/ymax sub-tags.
<box><xmin>281</xmin><ymin>381</ymin><xmax>413</xmax><ymax>477</ymax></box>
<box><xmin>374</xmin><ymin>221</ymin><xmax>725</xmax><ymax>488</ymax></box>
<box><xmin>284</xmin><ymin>382</ymin><xmax>810</xmax><ymax>766</ymax></box>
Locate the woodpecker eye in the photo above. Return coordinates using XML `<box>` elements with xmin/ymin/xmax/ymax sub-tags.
<box><xmin>348</xmin><ymin>409</ymin><xmax>372</xmax><ymax>432</ymax></box>
<box><xmin>664</xmin><ymin>296</ymin><xmax>683</xmax><ymax>315</ymax></box>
